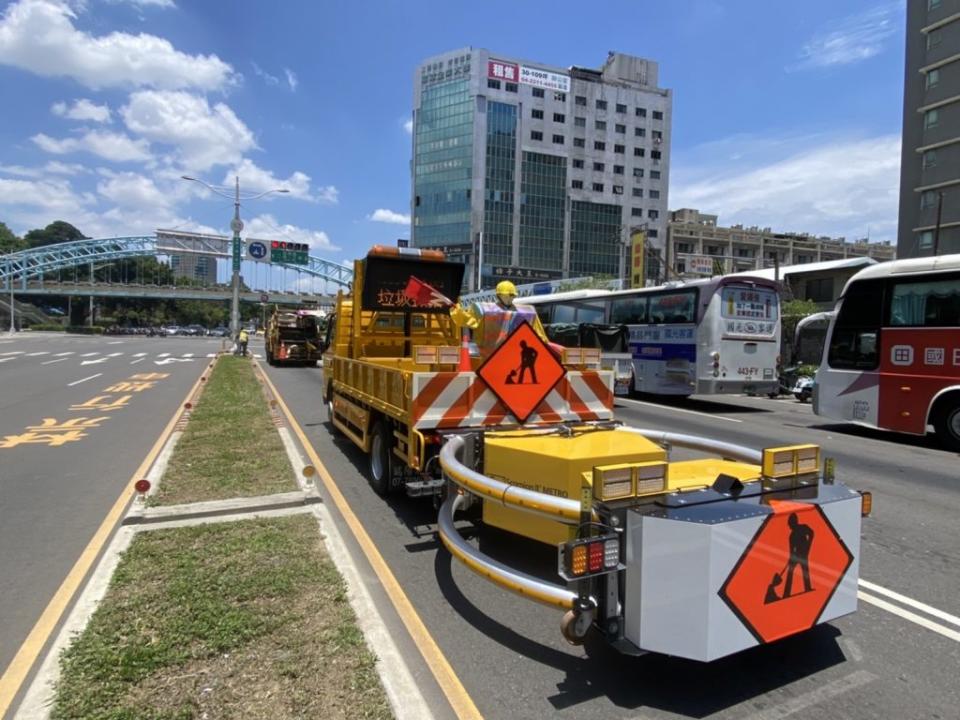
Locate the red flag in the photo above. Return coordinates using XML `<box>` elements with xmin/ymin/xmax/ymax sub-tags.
<box><xmin>403</xmin><ymin>276</ymin><xmax>453</xmax><ymax>308</ymax></box>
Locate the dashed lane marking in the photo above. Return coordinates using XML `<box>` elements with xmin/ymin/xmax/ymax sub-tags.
<box><xmin>107</xmin><ymin>352</ymin><xmax>124</xmax><ymax>357</ymax></box>
<box><xmin>130</xmin><ymin>358</ymin><xmax>146</xmax><ymax>365</ymax></box>
<box><xmin>66</xmin><ymin>373</ymin><xmax>102</xmax><ymax>387</ymax></box>
<box><xmin>157</xmin><ymin>352</ymin><xmax>170</xmax><ymax>357</ymax></box>
<box><xmin>25</xmin><ymin>352</ymin><xmax>50</xmax><ymax>357</ymax></box>
<box><xmin>79</xmin><ymin>352</ymin><xmax>99</xmax><ymax>357</ymax></box>
<box><xmin>132</xmin><ymin>353</ymin><xmax>147</xmax><ymax>357</ymax></box>
<box><xmin>41</xmin><ymin>358</ymin><xmax>69</xmax><ymax>366</ymax></box>
<box><xmin>0</xmin><ymin>357</ymin><xmax>16</xmax><ymax>364</ymax></box>
<box><xmin>54</xmin><ymin>352</ymin><xmax>74</xmax><ymax>356</ymax></box>
<box><xmin>0</xmin><ymin>351</ymin><xmax>24</xmax><ymax>355</ymax></box>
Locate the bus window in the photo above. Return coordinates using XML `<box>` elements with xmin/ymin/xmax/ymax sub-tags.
<box><xmin>610</xmin><ymin>296</ymin><xmax>647</xmax><ymax>324</ymax></box>
<box><xmin>575</xmin><ymin>301</ymin><xmax>606</xmax><ymax>324</ymax></box>
<box><xmin>649</xmin><ymin>291</ymin><xmax>696</xmax><ymax>324</ymax></box>
<box><xmin>889</xmin><ymin>276</ymin><xmax>960</xmax><ymax>327</ymax></box>
<box><xmin>552</xmin><ymin>304</ymin><xmax>576</xmax><ymax>323</ymax></box>
<box><xmin>828</xmin><ymin>279</ymin><xmax>884</xmax><ymax>370</ymax></box>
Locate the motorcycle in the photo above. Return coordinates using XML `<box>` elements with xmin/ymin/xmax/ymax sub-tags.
<box><xmin>792</xmin><ymin>376</ymin><xmax>814</xmax><ymax>403</ymax></box>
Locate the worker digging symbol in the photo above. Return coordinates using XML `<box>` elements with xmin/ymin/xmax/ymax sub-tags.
<box><xmin>506</xmin><ymin>339</ymin><xmax>539</xmax><ymax>384</ymax></box>
<box><xmin>764</xmin><ymin>512</ymin><xmax>815</xmax><ymax>604</ymax></box>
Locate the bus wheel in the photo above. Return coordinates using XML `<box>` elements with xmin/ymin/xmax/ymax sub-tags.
<box><xmin>368</xmin><ymin>421</ymin><xmax>393</xmax><ymax>496</ymax></box>
<box><xmin>933</xmin><ymin>402</ymin><xmax>960</xmax><ymax>452</ymax></box>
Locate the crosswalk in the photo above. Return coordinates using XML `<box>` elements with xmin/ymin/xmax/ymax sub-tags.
<box><xmin>0</xmin><ymin>350</ymin><xmax>256</xmax><ymax>369</ymax></box>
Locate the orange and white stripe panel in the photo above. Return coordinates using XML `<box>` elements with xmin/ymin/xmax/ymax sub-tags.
<box><xmin>410</xmin><ymin>371</ymin><xmax>614</xmax><ymax>430</ymax></box>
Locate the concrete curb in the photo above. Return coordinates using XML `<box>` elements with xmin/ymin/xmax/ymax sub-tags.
<box><xmin>123</xmin><ymin>490</ymin><xmax>321</xmax><ymax>526</ymax></box>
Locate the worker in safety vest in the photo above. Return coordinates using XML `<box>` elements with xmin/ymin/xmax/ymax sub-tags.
<box><xmin>450</xmin><ymin>280</ymin><xmax>550</xmax><ymax>358</ymax></box>
<box><xmin>236</xmin><ymin>328</ymin><xmax>249</xmax><ymax>357</ymax></box>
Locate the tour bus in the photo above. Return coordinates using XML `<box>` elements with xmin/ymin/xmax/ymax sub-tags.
<box><xmin>814</xmin><ymin>254</ymin><xmax>960</xmax><ymax>451</ymax></box>
<box><xmin>526</xmin><ymin>277</ymin><xmax>782</xmax><ymax>396</ymax></box>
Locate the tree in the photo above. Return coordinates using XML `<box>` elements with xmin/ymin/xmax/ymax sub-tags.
<box><xmin>24</xmin><ymin>221</ymin><xmax>87</xmax><ymax>248</ymax></box>
<box><xmin>0</xmin><ymin>221</ymin><xmax>27</xmax><ymax>253</ymax></box>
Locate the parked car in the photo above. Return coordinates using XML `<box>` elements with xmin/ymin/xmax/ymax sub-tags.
<box><xmin>793</xmin><ymin>376</ymin><xmax>814</xmax><ymax>403</ymax></box>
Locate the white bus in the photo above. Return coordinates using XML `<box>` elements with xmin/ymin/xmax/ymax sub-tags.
<box><xmin>814</xmin><ymin>254</ymin><xmax>960</xmax><ymax>450</ymax></box>
<box><xmin>525</xmin><ymin>277</ymin><xmax>782</xmax><ymax>397</ymax></box>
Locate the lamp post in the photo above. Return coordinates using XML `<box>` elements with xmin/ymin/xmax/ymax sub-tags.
<box><xmin>181</xmin><ymin>176</ymin><xmax>288</xmax><ymax>338</ymax></box>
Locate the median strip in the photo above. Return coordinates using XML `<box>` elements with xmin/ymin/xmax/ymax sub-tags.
<box><xmin>151</xmin><ymin>355</ymin><xmax>296</xmax><ymax>505</ymax></box>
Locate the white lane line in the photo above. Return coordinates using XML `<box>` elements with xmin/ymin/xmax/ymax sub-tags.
<box><xmin>182</xmin><ymin>353</ymin><xmax>194</xmax><ymax>358</ymax></box>
<box><xmin>54</xmin><ymin>352</ymin><xmax>75</xmax><ymax>356</ymax></box>
<box><xmin>25</xmin><ymin>351</ymin><xmax>50</xmax><ymax>357</ymax></box>
<box><xmin>859</xmin><ymin>579</ymin><xmax>960</xmax><ymax>628</ymax></box>
<box><xmin>859</xmin><ymin>591</ymin><xmax>960</xmax><ymax>643</ymax></box>
<box><xmin>67</xmin><ymin>373</ymin><xmax>102</xmax><ymax>387</ymax></box>
<box><xmin>80</xmin><ymin>358</ymin><xmax>108</xmax><ymax>366</ymax></box>
<box><xmin>0</xmin><ymin>357</ymin><xmax>16</xmax><ymax>363</ymax></box>
<box><xmin>741</xmin><ymin>670</ymin><xmax>877</xmax><ymax>720</ymax></box>
<box><xmin>79</xmin><ymin>352</ymin><xmax>99</xmax><ymax>357</ymax></box>
<box><xmin>157</xmin><ymin>352</ymin><xmax>170</xmax><ymax>357</ymax></box>
<box><xmin>130</xmin><ymin>358</ymin><xmax>146</xmax><ymax>365</ymax></box>
<box><xmin>106</xmin><ymin>352</ymin><xmax>124</xmax><ymax>357</ymax></box>
<box><xmin>107</xmin><ymin>341</ymin><xmax>124</xmax><ymax>345</ymax></box>
<box><xmin>615</xmin><ymin>396</ymin><xmax>743</xmax><ymax>423</ymax></box>
<box><xmin>0</xmin><ymin>351</ymin><xmax>24</xmax><ymax>355</ymax></box>
<box><xmin>41</xmin><ymin>358</ymin><xmax>69</xmax><ymax>365</ymax></box>
<box><xmin>132</xmin><ymin>352</ymin><xmax>148</xmax><ymax>357</ymax></box>
<box><xmin>206</xmin><ymin>353</ymin><xmax>217</xmax><ymax>357</ymax></box>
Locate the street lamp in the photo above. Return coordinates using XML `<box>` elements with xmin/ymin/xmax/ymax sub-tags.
<box><xmin>181</xmin><ymin>175</ymin><xmax>288</xmax><ymax>337</ymax></box>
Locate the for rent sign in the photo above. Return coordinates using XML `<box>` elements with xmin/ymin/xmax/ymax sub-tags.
<box><xmin>488</xmin><ymin>59</ymin><xmax>570</xmax><ymax>93</ymax></box>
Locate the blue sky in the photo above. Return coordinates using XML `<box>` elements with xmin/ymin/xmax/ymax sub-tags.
<box><xmin>0</xmin><ymin>0</ymin><xmax>905</xmax><ymax>281</ymax></box>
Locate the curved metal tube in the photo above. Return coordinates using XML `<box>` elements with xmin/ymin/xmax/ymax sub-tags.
<box><xmin>618</xmin><ymin>426</ymin><xmax>762</xmax><ymax>464</ymax></box>
<box><xmin>438</xmin><ymin>493</ymin><xmax>576</xmax><ymax>610</ymax></box>
<box><xmin>440</xmin><ymin>435</ymin><xmax>585</xmax><ymax>524</ymax></box>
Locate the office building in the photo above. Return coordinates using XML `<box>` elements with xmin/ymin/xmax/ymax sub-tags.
<box><xmin>667</xmin><ymin>208</ymin><xmax>895</xmax><ymax>285</ymax></box>
<box><xmin>411</xmin><ymin>48</ymin><xmax>672</xmax><ymax>290</ymax></box>
<box><xmin>898</xmin><ymin>0</ymin><xmax>960</xmax><ymax>257</ymax></box>
<box><xmin>170</xmin><ymin>253</ymin><xmax>216</xmax><ymax>282</ymax></box>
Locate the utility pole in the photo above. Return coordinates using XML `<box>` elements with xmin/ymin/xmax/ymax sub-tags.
<box><xmin>230</xmin><ymin>176</ymin><xmax>243</xmax><ymax>338</ymax></box>
<box><xmin>7</xmin><ymin>257</ymin><xmax>14</xmax><ymax>333</ymax></box>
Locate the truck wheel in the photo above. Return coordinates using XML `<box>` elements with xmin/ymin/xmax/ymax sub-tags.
<box><xmin>933</xmin><ymin>402</ymin><xmax>960</xmax><ymax>452</ymax></box>
<box><xmin>368</xmin><ymin>422</ymin><xmax>393</xmax><ymax>496</ymax></box>
<box><xmin>325</xmin><ymin>392</ymin><xmax>341</xmax><ymax>434</ymax></box>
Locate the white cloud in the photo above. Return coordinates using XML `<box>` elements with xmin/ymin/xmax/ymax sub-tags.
<box><xmin>791</xmin><ymin>3</ymin><xmax>901</xmax><ymax>70</ymax></box>
<box><xmin>284</xmin><ymin>67</ymin><xmax>298</xmax><ymax>92</ymax></box>
<box><xmin>220</xmin><ymin>158</ymin><xmax>338</xmax><ymax>204</ymax></box>
<box><xmin>122</xmin><ymin>90</ymin><xmax>255</xmax><ymax>171</ymax></box>
<box><xmin>44</xmin><ymin>160</ymin><xmax>87</xmax><ymax>174</ymax></box>
<box><xmin>403</xmin><ymin>118</ymin><xmax>413</xmax><ymax>134</ymax></box>
<box><xmin>108</xmin><ymin>0</ymin><xmax>177</xmax><ymax>8</ymax></box>
<box><xmin>52</xmin><ymin>98</ymin><xmax>111</xmax><ymax>123</ymax></box>
<box><xmin>96</xmin><ymin>171</ymin><xmax>172</xmax><ymax>210</ymax></box>
<box><xmin>246</xmin><ymin>214</ymin><xmax>339</xmax><ymax>252</ymax></box>
<box><xmin>670</xmin><ymin>133</ymin><xmax>901</xmax><ymax>243</ymax></box>
<box><xmin>368</xmin><ymin>208</ymin><xmax>410</xmax><ymax>225</ymax></box>
<box><xmin>0</xmin><ymin>0</ymin><xmax>235</xmax><ymax>90</ymax></box>
<box><xmin>251</xmin><ymin>61</ymin><xmax>279</xmax><ymax>86</ymax></box>
<box><xmin>32</xmin><ymin>129</ymin><xmax>153</xmax><ymax>163</ymax></box>
<box><xmin>0</xmin><ymin>176</ymin><xmax>95</xmax><ymax>215</ymax></box>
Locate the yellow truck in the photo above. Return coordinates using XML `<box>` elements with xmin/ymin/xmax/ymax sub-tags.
<box><xmin>323</xmin><ymin>246</ymin><xmax>869</xmax><ymax>659</ymax></box>
<box><xmin>266</xmin><ymin>307</ymin><xmax>324</xmax><ymax>366</ymax></box>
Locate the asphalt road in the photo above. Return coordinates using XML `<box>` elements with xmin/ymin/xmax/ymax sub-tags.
<box><xmin>0</xmin><ymin>332</ymin><xmax>219</xmax><ymax>676</ymax></box>
<box><xmin>261</xmin><ymin>347</ymin><xmax>960</xmax><ymax>720</ymax></box>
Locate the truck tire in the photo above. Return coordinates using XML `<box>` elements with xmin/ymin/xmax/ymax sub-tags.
<box><xmin>368</xmin><ymin>421</ymin><xmax>393</xmax><ymax>496</ymax></box>
<box><xmin>933</xmin><ymin>400</ymin><xmax>960</xmax><ymax>452</ymax></box>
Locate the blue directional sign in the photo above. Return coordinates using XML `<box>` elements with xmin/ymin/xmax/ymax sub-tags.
<box><xmin>247</xmin><ymin>240</ymin><xmax>269</xmax><ymax>261</ymax></box>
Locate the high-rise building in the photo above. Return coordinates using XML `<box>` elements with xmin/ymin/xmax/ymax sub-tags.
<box><xmin>898</xmin><ymin>0</ymin><xmax>960</xmax><ymax>258</ymax></box>
<box><xmin>170</xmin><ymin>253</ymin><xmax>216</xmax><ymax>282</ymax></box>
<box><xmin>411</xmin><ymin>49</ymin><xmax>672</xmax><ymax>290</ymax></box>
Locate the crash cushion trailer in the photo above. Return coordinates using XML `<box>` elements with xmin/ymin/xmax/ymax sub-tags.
<box><xmin>322</xmin><ymin>246</ymin><xmax>869</xmax><ymax>659</ymax></box>
<box><xmin>266</xmin><ymin>307</ymin><xmax>324</xmax><ymax>366</ymax></box>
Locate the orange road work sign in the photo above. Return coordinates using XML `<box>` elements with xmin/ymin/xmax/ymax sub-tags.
<box><xmin>719</xmin><ymin>499</ymin><xmax>854</xmax><ymax>643</ymax></box>
<box><xmin>476</xmin><ymin>322</ymin><xmax>566</xmax><ymax>424</ymax></box>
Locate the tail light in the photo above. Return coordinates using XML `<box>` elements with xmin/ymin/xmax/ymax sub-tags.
<box><xmin>559</xmin><ymin>534</ymin><xmax>621</xmax><ymax>580</ymax></box>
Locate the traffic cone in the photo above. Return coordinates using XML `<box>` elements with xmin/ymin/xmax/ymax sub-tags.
<box><xmin>458</xmin><ymin>328</ymin><xmax>472</xmax><ymax>372</ymax></box>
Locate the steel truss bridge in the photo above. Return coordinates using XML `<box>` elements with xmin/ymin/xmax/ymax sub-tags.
<box><xmin>1</xmin><ymin>232</ymin><xmax>353</xmax><ymax>302</ymax></box>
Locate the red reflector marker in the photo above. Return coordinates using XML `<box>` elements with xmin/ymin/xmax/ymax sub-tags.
<box><xmin>134</xmin><ymin>479</ymin><xmax>151</xmax><ymax>494</ymax></box>
<box><xmin>184</xmin><ymin>402</ymin><xmax>192</xmax><ymax>410</ymax></box>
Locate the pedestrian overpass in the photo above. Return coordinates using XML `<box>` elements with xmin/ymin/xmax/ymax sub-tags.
<box><xmin>0</xmin><ymin>231</ymin><xmax>354</xmax><ymax>301</ymax></box>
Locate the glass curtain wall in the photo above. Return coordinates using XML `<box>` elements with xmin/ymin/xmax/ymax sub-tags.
<box><xmin>519</xmin><ymin>151</ymin><xmax>566</xmax><ymax>271</ymax></box>
<box><xmin>570</xmin><ymin>201</ymin><xmax>621</xmax><ymax>276</ymax></box>
<box><xmin>483</xmin><ymin>101</ymin><xmax>517</xmax><ymax>267</ymax></box>
<box><xmin>413</xmin><ymin>79</ymin><xmax>474</xmax><ymax>247</ymax></box>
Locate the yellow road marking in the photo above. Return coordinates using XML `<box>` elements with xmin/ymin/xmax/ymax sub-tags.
<box><xmin>0</xmin><ymin>366</ymin><xmax>209</xmax><ymax>717</ymax></box>
<box><xmin>257</xmin><ymin>364</ymin><xmax>483</xmax><ymax>720</ymax></box>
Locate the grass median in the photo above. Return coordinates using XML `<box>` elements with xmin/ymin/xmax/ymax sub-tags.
<box><xmin>152</xmin><ymin>355</ymin><xmax>296</xmax><ymax>505</ymax></box>
<box><xmin>51</xmin><ymin>515</ymin><xmax>391</xmax><ymax>719</ymax></box>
